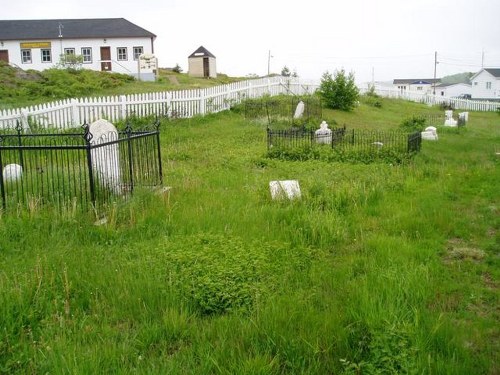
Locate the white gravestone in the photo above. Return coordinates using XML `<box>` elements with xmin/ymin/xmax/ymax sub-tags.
<box><xmin>88</xmin><ymin>119</ymin><xmax>122</xmax><ymax>194</ymax></box>
<box><xmin>372</xmin><ymin>142</ymin><xmax>384</xmax><ymax>148</ymax></box>
<box><xmin>444</xmin><ymin>110</ymin><xmax>457</xmax><ymax>127</ymax></box>
<box><xmin>421</xmin><ymin>126</ymin><xmax>438</xmax><ymax>141</ymax></box>
<box><xmin>315</xmin><ymin>121</ymin><xmax>332</xmax><ymax>144</ymax></box>
<box><xmin>458</xmin><ymin>112</ymin><xmax>468</xmax><ymax>124</ymax></box>
<box><xmin>3</xmin><ymin>163</ymin><xmax>22</xmax><ymax>181</ymax></box>
<box><xmin>293</xmin><ymin>101</ymin><xmax>305</xmax><ymax>119</ymax></box>
<box><xmin>269</xmin><ymin>180</ymin><xmax>301</xmax><ymax>200</ymax></box>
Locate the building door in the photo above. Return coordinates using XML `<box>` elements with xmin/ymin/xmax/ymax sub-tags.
<box><xmin>100</xmin><ymin>47</ymin><xmax>112</xmax><ymax>71</ymax></box>
<box><xmin>203</xmin><ymin>57</ymin><xmax>209</xmax><ymax>78</ymax></box>
<box><xmin>0</xmin><ymin>50</ymin><xmax>9</xmax><ymax>63</ymax></box>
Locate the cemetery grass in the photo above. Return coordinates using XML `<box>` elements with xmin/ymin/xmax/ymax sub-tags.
<box><xmin>0</xmin><ymin>100</ymin><xmax>499</xmax><ymax>373</ymax></box>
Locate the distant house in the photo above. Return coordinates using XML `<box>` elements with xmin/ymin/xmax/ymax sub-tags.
<box><xmin>188</xmin><ymin>46</ymin><xmax>216</xmax><ymax>78</ymax></box>
<box><xmin>393</xmin><ymin>78</ymin><xmax>441</xmax><ymax>94</ymax></box>
<box><xmin>0</xmin><ymin>18</ymin><xmax>157</xmax><ymax>80</ymax></box>
<box><xmin>470</xmin><ymin>68</ymin><xmax>500</xmax><ymax>100</ymax></box>
<box><xmin>434</xmin><ymin>83</ymin><xmax>472</xmax><ymax>97</ymax></box>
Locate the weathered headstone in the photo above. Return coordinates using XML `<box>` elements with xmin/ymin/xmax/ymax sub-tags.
<box><xmin>315</xmin><ymin>121</ymin><xmax>332</xmax><ymax>144</ymax></box>
<box><xmin>421</xmin><ymin>125</ymin><xmax>438</xmax><ymax>141</ymax></box>
<box><xmin>269</xmin><ymin>180</ymin><xmax>301</xmax><ymax>200</ymax></box>
<box><xmin>444</xmin><ymin>110</ymin><xmax>457</xmax><ymax>127</ymax></box>
<box><xmin>372</xmin><ymin>141</ymin><xmax>384</xmax><ymax>148</ymax></box>
<box><xmin>2</xmin><ymin>163</ymin><xmax>22</xmax><ymax>181</ymax></box>
<box><xmin>88</xmin><ymin>119</ymin><xmax>122</xmax><ymax>194</ymax></box>
<box><xmin>293</xmin><ymin>101</ymin><xmax>305</xmax><ymax>119</ymax></box>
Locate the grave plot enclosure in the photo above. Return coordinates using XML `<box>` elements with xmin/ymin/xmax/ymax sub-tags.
<box><xmin>0</xmin><ymin>121</ymin><xmax>162</xmax><ymax>211</ymax></box>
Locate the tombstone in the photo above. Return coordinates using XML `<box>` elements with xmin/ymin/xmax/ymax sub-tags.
<box><xmin>421</xmin><ymin>125</ymin><xmax>438</xmax><ymax>140</ymax></box>
<box><xmin>293</xmin><ymin>101</ymin><xmax>305</xmax><ymax>119</ymax></box>
<box><xmin>269</xmin><ymin>180</ymin><xmax>301</xmax><ymax>200</ymax></box>
<box><xmin>372</xmin><ymin>141</ymin><xmax>384</xmax><ymax>148</ymax></box>
<box><xmin>444</xmin><ymin>110</ymin><xmax>457</xmax><ymax>127</ymax></box>
<box><xmin>458</xmin><ymin>112</ymin><xmax>468</xmax><ymax>125</ymax></box>
<box><xmin>2</xmin><ymin>163</ymin><xmax>22</xmax><ymax>181</ymax></box>
<box><xmin>88</xmin><ymin>119</ymin><xmax>122</xmax><ymax>194</ymax></box>
<box><xmin>315</xmin><ymin>121</ymin><xmax>332</xmax><ymax>144</ymax></box>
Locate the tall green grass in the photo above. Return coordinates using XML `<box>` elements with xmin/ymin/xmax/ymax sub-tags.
<box><xmin>0</xmin><ymin>101</ymin><xmax>498</xmax><ymax>373</ymax></box>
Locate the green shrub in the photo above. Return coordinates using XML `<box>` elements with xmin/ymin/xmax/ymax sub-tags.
<box><xmin>400</xmin><ymin>115</ymin><xmax>426</xmax><ymax>132</ymax></box>
<box><xmin>318</xmin><ymin>69</ymin><xmax>359</xmax><ymax>111</ymax></box>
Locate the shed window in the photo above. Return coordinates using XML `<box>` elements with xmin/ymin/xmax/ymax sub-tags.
<box><xmin>133</xmin><ymin>46</ymin><xmax>143</xmax><ymax>60</ymax></box>
<box><xmin>21</xmin><ymin>49</ymin><xmax>32</xmax><ymax>64</ymax></box>
<box><xmin>117</xmin><ymin>47</ymin><xmax>127</xmax><ymax>61</ymax></box>
<box><xmin>486</xmin><ymin>82</ymin><xmax>492</xmax><ymax>89</ymax></box>
<box><xmin>41</xmin><ymin>49</ymin><xmax>52</xmax><ymax>63</ymax></box>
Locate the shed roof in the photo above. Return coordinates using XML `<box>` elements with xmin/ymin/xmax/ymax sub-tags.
<box><xmin>484</xmin><ymin>68</ymin><xmax>500</xmax><ymax>78</ymax></box>
<box><xmin>188</xmin><ymin>46</ymin><xmax>215</xmax><ymax>59</ymax></box>
<box><xmin>0</xmin><ymin>18</ymin><xmax>156</xmax><ymax>40</ymax></box>
<box><xmin>393</xmin><ymin>78</ymin><xmax>441</xmax><ymax>85</ymax></box>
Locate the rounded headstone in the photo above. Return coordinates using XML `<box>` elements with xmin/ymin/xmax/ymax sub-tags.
<box><xmin>3</xmin><ymin>163</ymin><xmax>23</xmax><ymax>181</ymax></box>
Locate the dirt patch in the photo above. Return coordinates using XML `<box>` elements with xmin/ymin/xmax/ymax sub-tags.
<box><xmin>444</xmin><ymin>238</ymin><xmax>486</xmax><ymax>263</ymax></box>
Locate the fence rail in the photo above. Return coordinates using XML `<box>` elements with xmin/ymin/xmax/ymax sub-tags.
<box><xmin>0</xmin><ymin>77</ymin><xmax>320</xmax><ymax>130</ymax></box>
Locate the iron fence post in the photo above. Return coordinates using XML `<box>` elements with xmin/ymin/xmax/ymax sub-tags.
<box><xmin>16</xmin><ymin>120</ymin><xmax>24</xmax><ymax>169</ymax></box>
<box><xmin>83</xmin><ymin>123</ymin><xmax>96</xmax><ymax>206</ymax></box>
<box><xmin>125</xmin><ymin>121</ymin><xmax>134</xmax><ymax>194</ymax></box>
<box><xmin>0</xmin><ymin>136</ymin><xmax>6</xmax><ymax>210</ymax></box>
<box><xmin>154</xmin><ymin>118</ymin><xmax>163</xmax><ymax>185</ymax></box>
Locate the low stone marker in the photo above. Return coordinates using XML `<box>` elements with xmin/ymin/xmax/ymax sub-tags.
<box><xmin>293</xmin><ymin>101</ymin><xmax>305</xmax><ymax>119</ymax></box>
<box><xmin>315</xmin><ymin>121</ymin><xmax>332</xmax><ymax>144</ymax></box>
<box><xmin>88</xmin><ymin>119</ymin><xmax>122</xmax><ymax>194</ymax></box>
<box><xmin>444</xmin><ymin>110</ymin><xmax>457</xmax><ymax>127</ymax></box>
<box><xmin>269</xmin><ymin>180</ymin><xmax>301</xmax><ymax>200</ymax></box>
<box><xmin>372</xmin><ymin>141</ymin><xmax>384</xmax><ymax>148</ymax></box>
<box><xmin>421</xmin><ymin>126</ymin><xmax>438</xmax><ymax>141</ymax></box>
<box><xmin>2</xmin><ymin>163</ymin><xmax>22</xmax><ymax>181</ymax></box>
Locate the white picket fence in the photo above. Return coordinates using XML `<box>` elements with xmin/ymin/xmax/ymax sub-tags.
<box><xmin>0</xmin><ymin>77</ymin><xmax>320</xmax><ymax>129</ymax></box>
<box><xmin>363</xmin><ymin>88</ymin><xmax>500</xmax><ymax>112</ymax></box>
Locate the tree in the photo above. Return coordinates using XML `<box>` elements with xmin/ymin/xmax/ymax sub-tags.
<box><xmin>281</xmin><ymin>66</ymin><xmax>291</xmax><ymax>77</ymax></box>
<box><xmin>58</xmin><ymin>54</ymin><xmax>83</xmax><ymax>70</ymax></box>
<box><xmin>172</xmin><ymin>64</ymin><xmax>183</xmax><ymax>73</ymax></box>
<box><xmin>318</xmin><ymin>69</ymin><xmax>359</xmax><ymax>111</ymax></box>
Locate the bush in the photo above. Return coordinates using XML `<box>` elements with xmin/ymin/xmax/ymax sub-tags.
<box><xmin>400</xmin><ymin>115</ymin><xmax>426</xmax><ymax>132</ymax></box>
<box><xmin>318</xmin><ymin>69</ymin><xmax>359</xmax><ymax>111</ymax></box>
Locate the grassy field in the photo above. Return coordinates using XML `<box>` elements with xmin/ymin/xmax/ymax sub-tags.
<box><xmin>0</xmin><ymin>97</ymin><xmax>499</xmax><ymax>374</ymax></box>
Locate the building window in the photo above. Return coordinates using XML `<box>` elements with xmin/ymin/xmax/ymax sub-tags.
<box><xmin>41</xmin><ymin>49</ymin><xmax>52</xmax><ymax>63</ymax></box>
<box><xmin>417</xmin><ymin>87</ymin><xmax>423</xmax><ymax>91</ymax></box>
<box><xmin>81</xmin><ymin>47</ymin><xmax>92</xmax><ymax>63</ymax></box>
<box><xmin>21</xmin><ymin>49</ymin><xmax>32</xmax><ymax>63</ymax></box>
<box><xmin>117</xmin><ymin>47</ymin><xmax>127</xmax><ymax>61</ymax></box>
<box><xmin>474</xmin><ymin>82</ymin><xmax>478</xmax><ymax>86</ymax></box>
<box><xmin>64</xmin><ymin>48</ymin><xmax>75</xmax><ymax>55</ymax></box>
<box><xmin>486</xmin><ymin>82</ymin><xmax>492</xmax><ymax>89</ymax></box>
<box><xmin>133</xmin><ymin>46</ymin><xmax>144</xmax><ymax>60</ymax></box>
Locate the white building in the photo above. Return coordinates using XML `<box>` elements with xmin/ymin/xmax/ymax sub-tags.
<box><xmin>393</xmin><ymin>78</ymin><xmax>441</xmax><ymax>94</ymax></box>
<box><xmin>434</xmin><ymin>83</ymin><xmax>472</xmax><ymax>98</ymax></box>
<box><xmin>0</xmin><ymin>18</ymin><xmax>157</xmax><ymax>80</ymax></box>
<box><xmin>470</xmin><ymin>68</ymin><xmax>500</xmax><ymax>100</ymax></box>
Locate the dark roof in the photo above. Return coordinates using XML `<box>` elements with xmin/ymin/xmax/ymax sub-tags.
<box><xmin>0</xmin><ymin>18</ymin><xmax>156</xmax><ymax>40</ymax></box>
<box><xmin>188</xmin><ymin>46</ymin><xmax>215</xmax><ymax>59</ymax></box>
<box><xmin>484</xmin><ymin>68</ymin><xmax>500</xmax><ymax>78</ymax></box>
<box><xmin>393</xmin><ymin>78</ymin><xmax>441</xmax><ymax>85</ymax></box>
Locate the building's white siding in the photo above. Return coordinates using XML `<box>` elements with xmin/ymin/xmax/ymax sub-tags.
<box><xmin>188</xmin><ymin>56</ymin><xmax>217</xmax><ymax>78</ymax></box>
<box><xmin>471</xmin><ymin>70</ymin><xmax>500</xmax><ymax>99</ymax></box>
<box><xmin>2</xmin><ymin>36</ymin><xmax>155</xmax><ymax>78</ymax></box>
<box><xmin>393</xmin><ymin>83</ymin><xmax>435</xmax><ymax>94</ymax></box>
<box><xmin>436</xmin><ymin>83</ymin><xmax>472</xmax><ymax>97</ymax></box>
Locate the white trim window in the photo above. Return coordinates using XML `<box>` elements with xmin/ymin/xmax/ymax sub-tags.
<box><xmin>117</xmin><ymin>47</ymin><xmax>127</xmax><ymax>61</ymax></box>
<box><xmin>41</xmin><ymin>49</ymin><xmax>52</xmax><ymax>63</ymax></box>
<box><xmin>64</xmin><ymin>48</ymin><xmax>75</xmax><ymax>55</ymax></box>
<box><xmin>133</xmin><ymin>46</ymin><xmax>143</xmax><ymax>60</ymax></box>
<box><xmin>486</xmin><ymin>82</ymin><xmax>492</xmax><ymax>90</ymax></box>
<box><xmin>21</xmin><ymin>49</ymin><xmax>32</xmax><ymax>63</ymax></box>
<box><xmin>81</xmin><ymin>47</ymin><xmax>92</xmax><ymax>63</ymax></box>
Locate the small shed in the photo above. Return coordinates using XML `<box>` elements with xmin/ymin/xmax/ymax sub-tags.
<box><xmin>188</xmin><ymin>46</ymin><xmax>217</xmax><ymax>78</ymax></box>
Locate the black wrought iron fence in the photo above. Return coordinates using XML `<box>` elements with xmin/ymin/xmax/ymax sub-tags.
<box><xmin>267</xmin><ymin>127</ymin><xmax>421</xmax><ymax>155</ymax></box>
<box><xmin>0</xmin><ymin>121</ymin><xmax>162</xmax><ymax>212</ymax></box>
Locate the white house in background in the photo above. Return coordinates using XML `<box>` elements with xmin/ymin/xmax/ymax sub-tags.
<box><xmin>0</xmin><ymin>18</ymin><xmax>157</xmax><ymax>80</ymax></box>
<box><xmin>470</xmin><ymin>68</ymin><xmax>500</xmax><ymax>100</ymax></box>
<box><xmin>434</xmin><ymin>83</ymin><xmax>472</xmax><ymax>97</ymax></box>
<box><xmin>393</xmin><ymin>78</ymin><xmax>441</xmax><ymax>94</ymax></box>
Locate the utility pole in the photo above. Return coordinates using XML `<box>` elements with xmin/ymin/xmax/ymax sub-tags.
<box><xmin>433</xmin><ymin>51</ymin><xmax>438</xmax><ymax>95</ymax></box>
<box><xmin>481</xmin><ymin>49</ymin><xmax>485</xmax><ymax>68</ymax></box>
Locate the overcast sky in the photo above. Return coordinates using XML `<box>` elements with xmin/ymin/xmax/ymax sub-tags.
<box><xmin>3</xmin><ymin>0</ymin><xmax>500</xmax><ymax>83</ymax></box>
